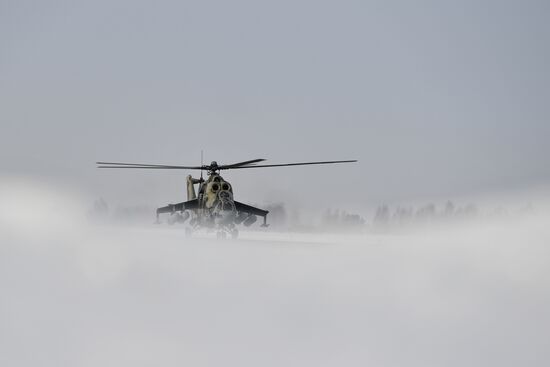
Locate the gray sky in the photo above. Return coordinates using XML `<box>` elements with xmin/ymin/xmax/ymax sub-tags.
<box><xmin>1</xmin><ymin>0</ymin><xmax>549</xmax><ymax>208</ymax></box>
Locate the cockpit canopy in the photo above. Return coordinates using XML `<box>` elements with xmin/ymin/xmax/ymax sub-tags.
<box><xmin>204</xmin><ymin>174</ymin><xmax>232</xmax><ymax>195</ymax></box>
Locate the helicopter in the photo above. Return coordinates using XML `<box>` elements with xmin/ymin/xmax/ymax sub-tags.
<box><xmin>97</xmin><ymin>158</ymin><xmax>357</xmax><ymax>238</ymax></box>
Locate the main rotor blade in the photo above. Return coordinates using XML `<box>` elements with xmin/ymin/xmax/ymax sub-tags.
<box><xmin>96</xmin><ymin>161</ymin><xmax>203</xmax><ymax>169</ymax></box>
<box><xmin>226</xmin><ymin>160</ymin><xmax>358</xmax><ymax>169</ymax></box>
<box><xmin>97</xmin><ymin>159</ymin><xmax>357</xmax><ymax>170</ymax></box>
<box><xmin>219</xmin><ymin>159</ymin><xmax>266</xmax><ymax>169</ymax></box>
<box><xmin>97</xmin><ymin>166</ymin><xmax>205</xmax><ymax>169</ymax></box>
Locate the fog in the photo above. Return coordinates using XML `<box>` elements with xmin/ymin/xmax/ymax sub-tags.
<box><xmin>1</xmin><ymin>179</ymin><xmax>549</xmax><ymax>367</ymax></box>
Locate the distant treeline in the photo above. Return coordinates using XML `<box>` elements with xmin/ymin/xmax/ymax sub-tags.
<box><xmin>369</xmin><ymin>200</ymin><xmax>535</xmax><ymax>232</ymax></box>
<box><xmin>372</xmin><ymin>201</ymin><xmax>479</xmax><ymax>230</ymax></box>
<box><xmin>88</xmin><ymin>198</ymin><xmax>154</xmax><ymax>224</ymax></box>
<box><xmin>322</xmin><ymin>209</ymin><xmax>366</xmax><ymax>230</ymax></box>
<box><xmin>322</xmin><ymin>200</ymin><xmax>534</xmax><ymax>232</ymax></box>
<box><xmin>88</xmin><ymin>198</ymin><xmax>534</xmax><ymax>232</ymax></box>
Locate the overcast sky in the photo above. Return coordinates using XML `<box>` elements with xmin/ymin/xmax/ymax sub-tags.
<box><xmin>1</xmin><ymin>0</ymin><xmax>549</xmax><ymax>209</ymax></box>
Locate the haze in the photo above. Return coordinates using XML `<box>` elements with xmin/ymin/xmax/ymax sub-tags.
<box><xmin>1</xmin><ymin>180</ymin><xmax>550</xmax><ymax>366</ymax></box>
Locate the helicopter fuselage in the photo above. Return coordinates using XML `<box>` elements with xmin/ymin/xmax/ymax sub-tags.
<box><xmin>156</xmin><ymin>172</ymin><xmax>267</xmax><ymax>236</ymax></box>
<box><xmin>190</xmin><ymin>173</ymin><xmax>238</xmax><ymax>227</ymax></box>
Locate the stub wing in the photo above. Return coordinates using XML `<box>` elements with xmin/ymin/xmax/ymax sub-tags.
<box><xmin>234</xmin><ymin>201</ymin><xmax>269</xmax><ymax>217</ymax></box>
<box><xmin>234</xmin><ymin>201</ymin><xmax>269</xmax><ymax>227</ymax></box>
<box><xmin>157</xmin><ymin>199</ymin><xmax>199</xmax><ymax>216</ymax></box>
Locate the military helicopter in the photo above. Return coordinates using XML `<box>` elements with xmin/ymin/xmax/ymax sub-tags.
<box><xmin>97</xmin><ymin>158</ymin><xmax>357</xmax><ymax>238</ymax></box>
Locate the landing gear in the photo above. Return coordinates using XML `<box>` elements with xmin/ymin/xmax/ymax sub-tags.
<box><xmin>230</xmin><ymin>228</ymin><xmax>239</xmax><ymax>239</ymax></box>
<box><xmin>216</xmin><ymin>231</ymin><xmax>227</xmax><ymax>240</ymax></box>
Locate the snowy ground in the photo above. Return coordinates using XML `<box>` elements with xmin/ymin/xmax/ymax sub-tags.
<box><xmin>1</xmin><ymin>183</ymin><xmax>550</xmax><ymax>366</ymax></box>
